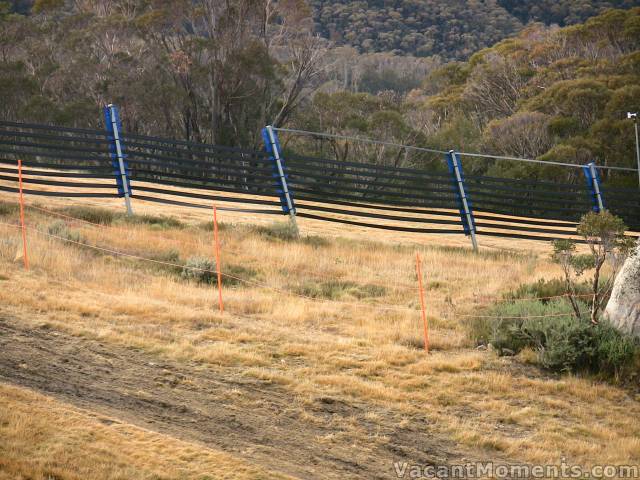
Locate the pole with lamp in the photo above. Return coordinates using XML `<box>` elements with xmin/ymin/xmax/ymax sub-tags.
<box><xmin>628</xmin><ymin>112</ymin><xmax>640</xmax><ymax>189</ymax></box>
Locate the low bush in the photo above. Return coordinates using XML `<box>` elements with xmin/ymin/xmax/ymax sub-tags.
<box><xmin>144</xmin><ymin>248</ymin><xmax>182</xmax><ymax>275</ymax></box>
<box><xmin>47</xmin><ymin>220</ymin><xmax>86</xmax><ymax>244</ymax></box>
<box><xmin>181</xmin><ymin>256</ymin><xmax>257</xmax><ymax>286</ymax></box>
<box><xmin>469</xmin><ymin>299</ymin><xmax>639</xmax><ymax>380</ymax></box>
<box><xmin>181</xmin><ymin>257</ymin><xmax>217</xmax><ymax>284</ymax></box>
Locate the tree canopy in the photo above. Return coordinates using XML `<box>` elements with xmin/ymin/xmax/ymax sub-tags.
<box><xmin>310</xmin><ymin>0</ymin><xmax>640</xmax><ymax>59</ymax></box>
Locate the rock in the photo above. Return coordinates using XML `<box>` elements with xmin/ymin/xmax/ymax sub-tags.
<box><xmin>605</xmin><ymin>240</ymin><xmax>640</xmax><ymax>338</ymax></box>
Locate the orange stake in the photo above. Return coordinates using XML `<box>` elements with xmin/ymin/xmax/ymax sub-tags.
<box><xmin>415</xmin><ymin>252</ymin><xmax>428</xmax><ymax>353</ymax></box>
<box><xmin>18</xmin><ymin>159</ymin><xmax>29</xmax><ymax>270</ymax></box>
<box><xmin>213</xmin><ymin>205</ymin><xmax>224</xmax><ymax>313</ymax></box>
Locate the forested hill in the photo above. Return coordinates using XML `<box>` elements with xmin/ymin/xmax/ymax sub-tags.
<box><xmin>311</xmin><ymin>0</ymin><xmax>640</xmax><ymax>59</ymax></box>
<box><xmin>292</xmin><ymin>7</ymin><xmax>640</xmax><ymax>186</ymax></box>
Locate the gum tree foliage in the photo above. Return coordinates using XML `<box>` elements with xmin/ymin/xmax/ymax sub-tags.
<box><xmin>552</xmin><ymin>211</ymin><xmax>634</xmax><ymax>324</ymax></box>
<box><xmin>418</xmin><ymin>8</ymin><xmax>640</xmax><ymax>183</ymax></box>
<box><xmin>310</xmin><ymin>0</ymin><xmax>640</xmax><ymax>59</ymax></box>
<box><xmin>0</xmin><ymin>0</ymin><xmax>324</xmax><ymax>147</ymax></box>
<box><xmin>288</xmin><ymin>90</ymin><xmax>439</xmax><ymax>173</ymax></box>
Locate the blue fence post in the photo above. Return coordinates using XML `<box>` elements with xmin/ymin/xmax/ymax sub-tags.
<box><xmin>104</xmin><ymin>104</ymin><xmax>133</xmax><ymax>215</ymax></box>
<box><xmin>446</xmin><ymin>150</ymin><xmax>478</xmax><ymax>251</ymax></box>
<box><xmin>583</xmin><ymin>162</ymin><xmax>605</xmax><ymax>213</ymax></box>
<box><xmin>262</xmin><ymin>125</ymin><xmax>298</xmax><ymax>233</ymax></box>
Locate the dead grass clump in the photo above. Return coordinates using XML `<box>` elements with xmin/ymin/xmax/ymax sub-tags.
<box><xmin>47</xmin><ymin>220</ymin><xmax>87</xmax><ymax>245</ymax></box>
<box><xmin>60</xmin><ymin>205</ymin><xmax>117</xmax><ymax>225</ymax></box>
<box><xmin>292</xmin><ymin>280</ymin><xmax>386</xmax><ymax>300</ymax></box>
<box><xmin>121</xmin><ymin>213</ymin><xmax>185</xmax><ymax>230</ymax></box>
<box><xmin>0</xmin><ymin>200</ymin><xmax>18</xmax><ymax>216</ymax></box>
<box><xmin>251</xmin><ymin>221</ymin><xmax>298</xmax><ymax>241</ymax></box>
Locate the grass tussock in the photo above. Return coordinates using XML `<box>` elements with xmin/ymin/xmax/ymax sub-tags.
<box><xmin>0</xmin><ymin>383</ymin><xmax>288</xmax><ymax>480</ymax></box>
<box><xmin>292</xmin><ymin>280</ymin><xmax>386</xmax><ymax>300</ymax></box>
<box><xmin>0</xmin><ymin>200</ymin><xmax>18</xmax><ymax>217</ymax></box>
<box><xmin>60</xmin><ymin>205</ymin><xmax>185</xmax><ymax>230</ymax></box>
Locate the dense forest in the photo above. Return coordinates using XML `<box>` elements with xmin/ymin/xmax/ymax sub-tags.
<box><xmin>292</xmin><ymin>7</ymin><xmax>640</xmax><ymax>185</ymax></box>
<box><xmin>0</xmin><ymin>1</ymin><xmax>639</xmax><ymax>185</ymax></box>
<box><xmin>1</xmin><ymin>0</ymin><xmax>325</xmax><ymax>147</ymax></box>
<box><xmin>311</xmin><ymin>0</ymin><xmax>640</xmax><ymax>59</ymax></box>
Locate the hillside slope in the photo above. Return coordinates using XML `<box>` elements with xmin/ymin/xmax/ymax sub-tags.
<box><xmin>0</xmin><ymin>197</ymin><xmax>639</xmax><ymax>478</ymax></box>
<box><xmin>311</xmin><ymin>0</ymin><xmax>640</xmax><ymax>59</ymax></box>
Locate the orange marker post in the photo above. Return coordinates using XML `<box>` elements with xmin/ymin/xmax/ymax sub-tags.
<box><xmin>213</xmin><ymin>205</ymin><xmax>224</xmax><ymax>313</ymax></box>
<box><xmin>18</xmin><ymin>159</ymin><xmax>29</xmax><ymax>270</ymax></box>
<box><xmin>415</xmin><ymin>252</ymin><xmax>428</xmax><ymax>353</ymax></box>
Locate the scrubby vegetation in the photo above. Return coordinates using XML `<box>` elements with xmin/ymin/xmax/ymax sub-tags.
<box><xmin>471</xmin><ymin>212</ymin><xmax>639</xmax><ymax>381</ymax></box>
<box><xmin>552</xmin><ymin>211</ymin><xmax>634</xmax><ymax>322</ymax></box>
<box><xmin>470</xmin><ymin>299</ymin><xmax>639</xmax><ymax>380</ymax></box>
<box><xmin>181</xmin><ymin>255</ymin><xmax>257</xmax><ymax>287</ymax></box>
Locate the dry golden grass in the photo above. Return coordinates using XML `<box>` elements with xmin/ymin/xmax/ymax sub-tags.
<box><xmin>0</xmin><ymin>382</ymin><xmax>291</xmax><ymax>480</ymax></box>
<box><xmin>0</xmin><ymin>193</ymin><xmax>639</xmax><ymax>476</ymax></box>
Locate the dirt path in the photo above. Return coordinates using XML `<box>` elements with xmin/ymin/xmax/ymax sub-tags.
<box><xmin>0</xmin><ymin>315</ymin><xmax>508</xmax><ymax>479</ymax></box>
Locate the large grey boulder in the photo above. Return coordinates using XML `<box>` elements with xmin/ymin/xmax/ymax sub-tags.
<box><xmin>605</xmin><ymin>240</ymin><xmax>640</xmax><ymax>337</ymax></box>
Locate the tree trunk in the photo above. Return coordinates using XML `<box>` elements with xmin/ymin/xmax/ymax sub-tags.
<box><xmin>605</xmin><ymin>240</ymin><xmax>640</xmax><ymax>337</ymax></box>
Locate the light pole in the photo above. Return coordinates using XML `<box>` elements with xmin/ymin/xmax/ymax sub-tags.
<box><xmin>629</xmin><ymin>112</ymin><xmax>640</xmax><ymax>189</ymax></box>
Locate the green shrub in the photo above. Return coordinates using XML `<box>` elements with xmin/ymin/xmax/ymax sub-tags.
<box><xmin>592</xmin><ymin>324</ymin><xmax>639</xmax><ymax>379</ymax></box>
<box><xmin>181</xmin><ymin>256</ymin><xmax>217</xmax><ymax>284</ymax></box>
<box><xmin>47</xmin><ymin>220</ymin><xmax>86</xmax><ymax>244</ymax></box>
<box><xmin>181</xmin><ymin>256</ymin><xmax>257</xmax><ymax>287</ymax></box>
<box><xmin>503</xmin><ymin>278</ymin><xmax>591</xmax><ymax>302</ymax></box>
<box><xmin>470</xmin><ymin>299</ymin><xmax>639</xmax><ymax>379</ymax></box>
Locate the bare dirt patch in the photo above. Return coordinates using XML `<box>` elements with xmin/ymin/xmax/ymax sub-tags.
<box><xmin>0</xmin><ymin>315</ymin><xmax>516</xmax><ymax>479</ymax></box>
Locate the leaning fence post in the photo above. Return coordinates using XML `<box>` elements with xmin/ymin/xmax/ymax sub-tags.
<box><xmin>104</xmin><ymin>104</ymin><xmax>133</xmax><ymax>215</ymax></box>
<box><xmin>17</xmin><ymin>159</ymin><xmax>29</xmax><ymax>270</ymax></box>
<box><xmin>583</xmin><ymin>162</ymin><xmax>605</xmax><ymax>213</ymax></box>
<box><xmin>262</xmin><ymin>125</ymin><xmax>298</xmax><ymax>233</ymax></box>
<box><xmin>446</xmin><ymin>150</ymin><xmax>478</xmax><ymax>252</ymax></box>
